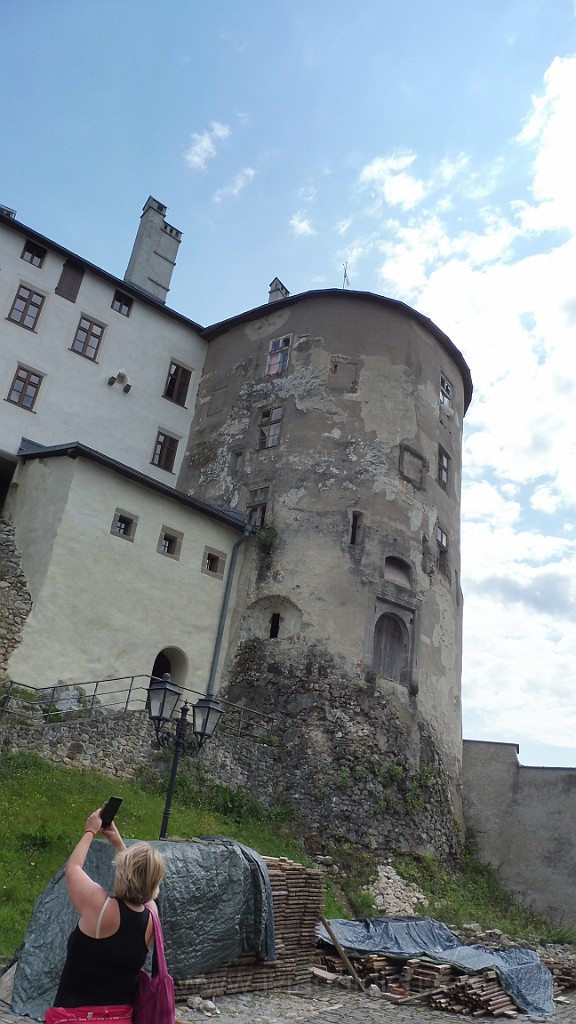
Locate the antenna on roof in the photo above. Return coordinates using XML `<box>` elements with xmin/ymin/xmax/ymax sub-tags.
<box><xmin>342</xmin><ymin>262</ymin><xmax>350</xmax><ymax>289</ymax></box>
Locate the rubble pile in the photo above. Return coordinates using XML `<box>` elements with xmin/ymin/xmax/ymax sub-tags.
<box><xmin>363</xmin><ymin>862</ymin><xmax>428</xmax><ymax>916</ymax></box>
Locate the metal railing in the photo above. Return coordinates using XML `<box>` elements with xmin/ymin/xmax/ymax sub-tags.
<box><xmin>0</xmin><ymin>674</ymin><xmax>272</xmax><ymax>740</ymax></box>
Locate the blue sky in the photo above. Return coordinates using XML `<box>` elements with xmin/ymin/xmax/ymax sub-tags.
<box><xmin>2</xmin><ymin>1</ymin><xmax>575</xmax><ymax>765</ymax></box>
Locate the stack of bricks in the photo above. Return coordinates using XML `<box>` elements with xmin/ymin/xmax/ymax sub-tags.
<box><xmin>174</xmin><ymin>856</ymin><xmax>324</xmax><ymax>999</ymax></box>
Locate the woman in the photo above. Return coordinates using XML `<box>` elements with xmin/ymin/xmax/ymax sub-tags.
<box><xmin>47</xmin><ymin>807</ymin><xmax>165</xmax><ymax>1023</ymax></box>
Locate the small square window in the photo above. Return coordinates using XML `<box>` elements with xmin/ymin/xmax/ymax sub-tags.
<box><xmin>202</xmin><ymin>546</ymin><xmax>227</xmax><ymax>580</ymax></box>
<box><xmin>111</xmin><ymin>509</ymin><xmax>138</xmax><ymax>541</ymax></box>
<box><xmin>21</xmin><ymin>240</ymin><xmax>47</xmax><ymax>268</ymax></box>
<box><xmin>257</xmin><ymin>406</ymin><xmax>283</xmax><ymax>449</ymax></box>
<box><xmin>438</xmin><ymin>447</ymin><xmax>450</xmax><ymax>490</ymax></box>
<box><xmin>111</xmin><ymin>290</ymin><xmax>133</xmax><ymax>317</ymax></box>
<box><xmin>163</xmin><ymin>361</ymin><xmax>192</xmax><ymax>407</ymax></box>
<box><xmin>8</xmin><ymin>285</ymin><xmax>45</xmax><ymax>330</ymax></box>
<box><xmin>266</xmin><ymin>336</ymin><xmax>290</xmax><ymax>376</ymax></box>
<box><xmin>151</xmin><ymin>430</ymin><xmax>179</xmax><ymax>472</ymax></box>
<box><xmin>157</xmin><ymin>527</ymin><xmax>183</xmax><ymax>560</ymax></box>
<box><xmin>6</xmin><ymin>365</ymin><xmax>43</xmax><ymax>410</ymax></box>
<box><xmin>246</xmin><ymin>486</ymin><xmax>269</xmax><ymax>528</ymax></box>
<box><xmin>71</xmin><ymin>316</ymin><xmax>105</xmax><ymax>360</ymax></box>
<box><xmin>440</xmin><ymin>374</ymin><xmax>453</xmax><ymax>408</ymax></box>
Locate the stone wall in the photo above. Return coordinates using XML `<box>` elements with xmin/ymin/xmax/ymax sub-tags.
<box><xmin>463</xmin><ymin>739</ymin><xmax>576</xmax><ymax>927</ymax></box>
<box><xmin>0</xmin><ymin>649</ymin><xmax>461</xmax><ymax>863</ymax></box>
<box><xmin>0</xmin><ymin>519</ymin><xmax>32</xmax><ymax>681</ymax></box>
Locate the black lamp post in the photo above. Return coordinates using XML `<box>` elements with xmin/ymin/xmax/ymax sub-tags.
<box><xmin>147</xmin><ymin>674</ymin><xmax>224</xmax><ymax>840</ymax></box>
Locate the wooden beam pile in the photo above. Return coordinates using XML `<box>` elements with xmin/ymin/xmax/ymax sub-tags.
<box><xmin>542</xmin><ymin>959</ymin><xmax>576</xmax><ymax>994</ymax></box>
<box><xmin>174</xmin><ymin>856</ymin><xmax>324</xmax><ymax>1000</ymax></box>
<box><xmin>401</xmin><ymin>958</ymin><xmax>454</xmax><ymax>992</ymax></box>
<box><xmin>428</xmin><ymin>970</ymin><xmax>518</xmax><ymax>1017</ymax></box>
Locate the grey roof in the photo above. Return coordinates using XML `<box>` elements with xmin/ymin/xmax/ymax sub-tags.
<box><xmin>17</xmin><ymin>438</ymin><xmax>249</xmax><ymax>532</ymax></box>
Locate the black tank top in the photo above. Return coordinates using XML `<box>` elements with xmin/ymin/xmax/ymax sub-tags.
<box><xmin>54</xmin><ymin>899</ymin><xmax>150</xmax><ymax>1007</ymax></box>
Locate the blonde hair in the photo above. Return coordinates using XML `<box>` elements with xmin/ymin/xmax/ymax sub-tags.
<box><xmin>113</xmin><ymin>843</ymin><xmax>165</xmax><ymax>904</ymax></box>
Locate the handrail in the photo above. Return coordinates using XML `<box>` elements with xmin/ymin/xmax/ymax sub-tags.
<box><xmin>0</xmin><ymin>674</ymin><xmax>272</xmax><ymax>730</ymax></box>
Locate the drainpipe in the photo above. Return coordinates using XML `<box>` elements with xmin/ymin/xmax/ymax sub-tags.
<box><xmin>206</xmin><ymin>526</ymin><xmax>252</xmax><ymax>697</ymax></box>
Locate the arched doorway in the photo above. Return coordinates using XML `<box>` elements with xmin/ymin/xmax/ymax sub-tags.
<box><xmin>372</xmin><ymin>613</ymin><xmax>407</xmax><ymax>683</ymax></box>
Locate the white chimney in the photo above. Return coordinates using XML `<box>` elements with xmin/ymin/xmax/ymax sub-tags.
<box><xmin>268</xmin><ymin>277</ymin><xmax>289</xmax><ymax>303</ymax></box>
<box><xmin>124</xmin><ymin>197</ymin><xmax>182</xmax><ymax>303</ymax></box>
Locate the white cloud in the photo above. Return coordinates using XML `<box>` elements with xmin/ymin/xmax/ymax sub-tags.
<box><xmin>212</xmin><ymin>167</ymin><xmax>256</xmax><ymax>203</ymax></box>
<box><xmin>359</xmin><ymin>152</ymin><xmax>428</xmax><ymax>210</ymax></box>
<box><xmin>184</xmin><ymin>121</ymin><xmax>230</xmax><ymax>171</ymax></box>
<box><xmin>289</xmin><ymin>212</ymin><xmax>317</xmax><ymax>237</ymax></box>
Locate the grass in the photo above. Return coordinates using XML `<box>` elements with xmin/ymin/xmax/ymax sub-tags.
<box><xmin>395</xmin><ymin>845</ymin><xmax>576</xmax><ymax>945</ymax></box>
<box><xmin>2</xmin><ymin>750</ymin><xmax>574</xmax><ymax>961</ymax></box>
<box><xmin>0</xmin><ymin>749</ymin><xmax>337</xmax><ymax>958</ymax></box>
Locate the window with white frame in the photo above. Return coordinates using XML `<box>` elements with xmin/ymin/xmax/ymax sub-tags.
<box><xmin>246</xmin><ymin>486</ymin><xmax>269</xmax><ymax>528</ymax></box>
<box><xmin>266</xmin><ymin>336</ymin><xmax>290</xmax><ymax>376</ymax></box>
<box><xmin>257</xmin><ymin>406</ymin><xmax>283</xmax><ymax>449</ymax></box>
<box><xmin>440</xmin><ymin>373</ymin><xmax>453</xmax><ymax>408</ymax></box>
<box><xmin>438</xmin><ymin>446</ymin><xmax>450</xmax><ymax>490</ymax></box>
<box><xmin>157</xmin><ymin>526</ymin><xmax>183</xmax><ymax>560</ymax></box>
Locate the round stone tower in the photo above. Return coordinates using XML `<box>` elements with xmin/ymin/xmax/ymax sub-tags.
<box><xmin>179</xmin><ymin>287</ymin><xmax>472</xmax><ymax>858</ymax></box>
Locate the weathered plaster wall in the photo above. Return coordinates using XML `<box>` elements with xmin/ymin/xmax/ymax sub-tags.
<box><xmin>463</xmin><ymin>740</ymin><xmax>576</xmax><ymax>926</ymax></box>
<box><xmin>179</xmin><ymin>292</ymin><xmax>469</xmax><ymax>841</ymax></box>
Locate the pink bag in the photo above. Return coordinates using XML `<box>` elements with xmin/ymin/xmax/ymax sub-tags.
<box><xmin>132</xmin><ymin>905</ymin><xmax>175</xmax><ymax>1024</ymax></box>
<box><xmin>45</xmin><ymin>1007</ymin><xmax>132</xmax><ymax>1023</ymax></box>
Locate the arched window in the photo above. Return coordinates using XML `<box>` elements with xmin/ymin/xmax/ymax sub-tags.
<box><xmin>373</xmin><ymin>613</ymin><xmax>406</xmax><ymax>682</ymax></box>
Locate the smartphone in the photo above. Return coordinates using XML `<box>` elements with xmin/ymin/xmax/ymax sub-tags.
<box><xmin>100</xmin><ymin>796</ymin><xmax>123</xmax><ymax>829</ymax></box>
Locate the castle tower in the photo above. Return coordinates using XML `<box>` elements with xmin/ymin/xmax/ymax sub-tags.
<box><xmin>179</xmin><ymin>288</ymin><xmax>473</xmax><ymax>856</ymax></box>
<box><xmin>124</xmin><ymin>197</ymin><xmax>182</xmax><ymax>303</ymax></box>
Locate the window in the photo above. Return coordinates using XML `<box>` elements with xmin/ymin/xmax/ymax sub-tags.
<box><xmin>8</xmin><ymin>285</ymin><xmax>45</xmax><ymax>330</ymax></box>
<box><xmin>163</xmin><ymin>362</ymin><xmax>191</xmax><ymax>406</ymax></box>
<box><xmin>257</xmin><ymin>406</ymin><xmax>283</xmax><ymax>449</ymax></box>
<box><xmin>269</xmin><ymin>612</ymin><xmax>281</xmax><ymax>639</ymax></box>
<box><xmin>266</xmin><ymin>335</ymin><xmax>290</xmax><ymax>375</ymax></box>
<box><xmin>21</xmin><ymin>240</ymin><xmax>47</xmax><ymax>268</ymax></box>
<box><xmin>202</xmin><ymin>546</ymin><xmax>227</xmax><ymax>580</ymax></box>
<box><xmin>6</xmin><ymin>365</ymin><xmax>43</xmax><ymax>410</ymax></box>
<box><xmin>440</xmin><ymin>374</ymin><xmax>453</xmax><ymax>408</ymax></box>
<box><xmin>350</xmin><ymin>510</ymin><xmax>364</xmax><ymax>546</ymax></box>
<box><xmin>231</xmin><ymin>449</ymin><xmax>244</xmax><ymax>471</ymax></box>
<box><xmin>246</xmin><ymin>486</ymin><xmax>269</xmax><ymax>528</ymax></box>
<box><xmin>71</xmin><ymin>316</ymin><xmax>104</xmax><ymax>360</ymax></box>
<box><xmin>111</xmin><ymin>290</ymin><xmax>133</xmax><ymax>317</ymax></box>
<box><xmin>157</xmin><ymin>527</ymin><xmax>183</xmax><ymax>560</ymax></box>
<box><xmin>110</xmin><ymin>509</ymin><xmax>138</xmax><ymax>541</ymax></box>
<box><xmin>436</xmin><ymin>525</ymin><xmax>449</xmax><ymax>574</ymax></box>
<box><xmin>55</xmin><ymin>260</ymin><xmax>84</xmax><ymax>302</ymax></box>
<box><xmin>399</xmin><ymin>443</ymin><xmax>427</xmax><ymax>489</ymax></box>
<box><xmin>438</xmin><ymin>447</ymin><xmax>450</xmax><ymax>490</ymax></box>
<box><xmin>151</xmin><ymin>430</ymin><xmax>178</xmax><ymax>472</ymax></box>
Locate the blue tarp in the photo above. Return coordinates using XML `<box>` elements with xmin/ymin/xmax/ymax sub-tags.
<box><xmin>317</xmin><ymin>917</ymin><xmax>555</xmax><ymax>1015</ymax></box>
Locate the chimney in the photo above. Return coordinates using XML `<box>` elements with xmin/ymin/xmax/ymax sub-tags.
<box><xmin>124</xmin><ymin>197</ymin><xmax>182</xmax><ymax>303</ymax></box>
<box><xmin>268</xmin><ymin>277</ymin><xmax>289</xmax><ymax>303</ymax></box>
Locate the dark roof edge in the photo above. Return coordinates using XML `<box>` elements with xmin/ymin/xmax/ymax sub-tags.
<box><xmin>0</xmin><ymin>210</ymin><xmax>203</xmax><ymax>332</ymax></box>
<box><xmin>17</xmin><ymin>439</ymin><xmax>248</xmax><ymax>532</ymax></box>
<box><xmin>202</xmin><ymin>287</ymin><xmax>473</xmax><ymax>412</ymax></box>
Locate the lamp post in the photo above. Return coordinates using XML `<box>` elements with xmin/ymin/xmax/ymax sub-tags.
<box><xmin>147</xmin><ymin>674</ymin><xmax>224</xmax><ymax>840</ymax></box>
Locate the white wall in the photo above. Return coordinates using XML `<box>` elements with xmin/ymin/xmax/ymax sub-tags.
<box><xmin>6</xmin><ymin>456</ymin><xmax>247</xmax><ymax>698</ymax></box>
<box><xmin>0</xmin><ymin>220</ymin><xmax>206</xmax><ymax>481</ymax></box>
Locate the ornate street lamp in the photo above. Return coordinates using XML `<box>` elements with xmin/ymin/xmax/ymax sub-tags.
<box><xmin>146</xmin><ymin>674</ymin><xmax>225</xmax><ymax>839</ymax></box>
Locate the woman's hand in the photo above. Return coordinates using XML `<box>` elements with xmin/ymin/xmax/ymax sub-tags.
<box><xmin>101</xmin><ymin>820</ymin><xmax>126</xmax><ymax>852</ymax></box>
<box><xmin>85</xmin><ymin>809</ymin><xmax>103</xmax><ymax>835</ymax></box>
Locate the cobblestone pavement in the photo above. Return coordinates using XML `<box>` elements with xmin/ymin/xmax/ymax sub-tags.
<box><xmin>2</xmin><ymin>985</ymin><xmax>576</xmax><ymax>1024</ymax></box>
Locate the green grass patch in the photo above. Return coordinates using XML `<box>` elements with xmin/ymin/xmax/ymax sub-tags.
<box><xmin>395</xmin><ymin>842</ymin><xmax>576</xmax><ymax>945</ymax></box>
<box><xmin>0</xmin><ymin>750</ymin><xmax>347</xmax><ymax>957</ymax></box>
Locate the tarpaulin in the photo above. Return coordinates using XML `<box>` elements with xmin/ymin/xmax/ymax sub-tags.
<box><xmin>317</xmin><ymin>917</ymin><xmax>555</xmax><ymax>1015</ymax></box>
<box><xmin>12</xmin><ymin>838</ymin><xmax>274</xmax><ymax>1021</ymax></box>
